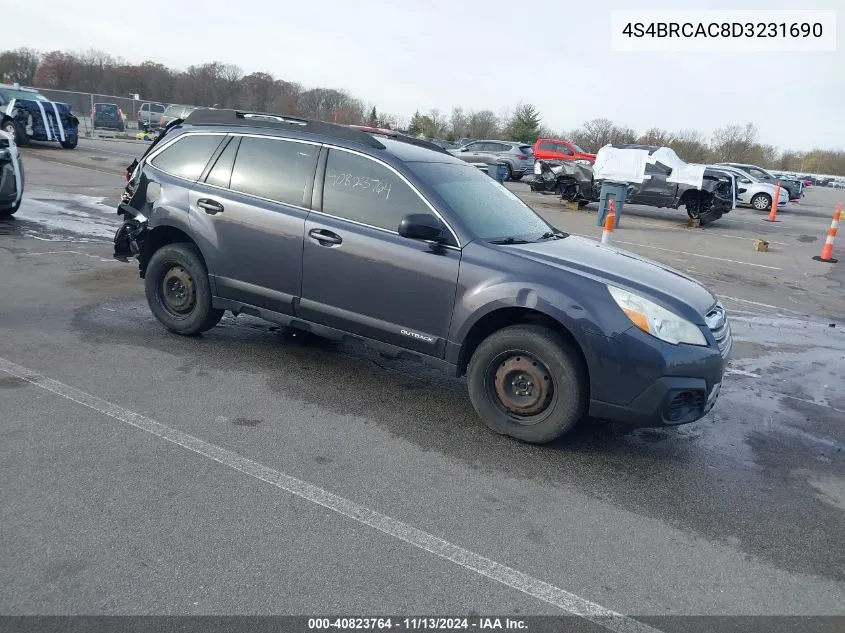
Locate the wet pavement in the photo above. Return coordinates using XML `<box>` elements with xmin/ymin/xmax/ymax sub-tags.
<box><xmin>1</xmin><ymin>146</ymin><xmax>844</xmax><ymax>622</ymax></box>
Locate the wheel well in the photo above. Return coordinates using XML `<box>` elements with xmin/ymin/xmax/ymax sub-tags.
<box><xmin>457</xmin><ymin>307</ymin><xmax>590</xmax><ymax>386</ymax></box>
<box><xmin>138</xmin><ymin>226</ymin><xmax>199</xmax><ymax>278</ymax></box>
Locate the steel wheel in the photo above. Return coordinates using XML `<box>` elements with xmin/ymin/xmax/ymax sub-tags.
<box><xmin>486</xmin><ymin>351</ymin><xmax>556</xmax><ymax>425</ymax></box>
<box><xmin>159</xmin><ymin>265</ymin><xmax>196</xmax><ymax>319</ymax></box>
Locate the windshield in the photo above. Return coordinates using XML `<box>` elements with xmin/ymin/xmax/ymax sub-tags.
<box><xmin>0</xmin><ymin>88</ymin><xmax>48</xmax><ymax>102</ymax></box>
<box><xmin>410</xmin><ymin>162</ymin><xmax>554</xmax><ymax>241</ymax></box>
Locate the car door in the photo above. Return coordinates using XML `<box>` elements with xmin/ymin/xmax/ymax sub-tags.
<box><xmin>633</xmin><ymin>161</ymin><xmax>674</xmax><ymax>206</ymax></box>
<box><xmin>186</xmin><ymin>133</ymin><xmax>319</xmax><ymax>315</ymax></box>
<box><xmin>461</xmin><ymin>141</ymin><xmax>488</xmax><ymax>168</ymax></box>
<box><xmin>299</xmin><ymin>146</ymin><xmax>462</xmax><ymax>357</ymax></box>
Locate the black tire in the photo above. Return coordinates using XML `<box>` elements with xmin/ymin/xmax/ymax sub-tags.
<box><xmin>698</xmin><ymin>209</ymin><xmax>723</xmax><ymax>225</ymax></box>
<box><xmin>750</xmin><ymin>193</ymin><xmax>771</xmax><ymax>211</ymax></box>
<box><xmin>144</xmin><ymin>242</ymin><xmax>224</xmax><ymax>335</ymax></box>
<box><xmin>0</xmin><ymin>200</ymin><xmax>20</xmax><ymax>218</ymax></box>
<box><xmin>511</xmin><ymin>173</ymin><xmax>523</xmax><ymax>181</ymax></box>
<box><xmin>2</xmin><ymin>119</ymin><xmax>28</xmax><ymax>146</ymax></box>
<box><xmin>60</xmin><ymin>138</ymin><xmax>77</xmax><ymax>149</ymax></box>
<box><xmin>467</xmin><ymin>324</ymin><xmax>587</xmax><ymax>444</ymax></box>
<box><xmin>502</xmin><ymin>163</ymin><xmax>513</xmax><ymax>181</ymax></box>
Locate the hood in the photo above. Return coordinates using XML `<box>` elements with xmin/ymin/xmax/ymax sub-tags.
<box><xmin>509</xmin><ymin>236</ymin><xmax>716</xmax><ymax>323</ymax></box>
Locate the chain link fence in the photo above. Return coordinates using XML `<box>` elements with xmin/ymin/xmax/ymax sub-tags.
<box><xmin>34</xmin><ymin>88</ymin><xmax>183</xmax><ymax>139</ymax></box>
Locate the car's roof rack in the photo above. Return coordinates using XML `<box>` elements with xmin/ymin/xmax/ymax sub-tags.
<box><xmin>182</xmin><ymin>108</ymin><xmax>388</xmax><ymax>149</ymax></box>
<box><xmin>347</xmin><ymin>125</ymin><xmax>450</xmax><ymax>154</ymax></box>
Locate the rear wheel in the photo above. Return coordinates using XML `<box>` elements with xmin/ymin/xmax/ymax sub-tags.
<box><xmin>467</xmin><ymin>325</ymin><xmax>587</xmax><ymax>444</ymax></box>
<box><xmin>144</xmin><ymin>242</ymin><xmax>224</xmax><ymax>335</ymax></box>
<box><xmin>751</xmin><ymin>193</ymin><xmax>771</xmax><ymax>211</ymax></box>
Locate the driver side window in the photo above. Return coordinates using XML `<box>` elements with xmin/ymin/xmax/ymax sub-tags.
<box><xmin>322</xmin><ymin>149</ymin><xmax>431</xmax><ymax>232</ymax></box>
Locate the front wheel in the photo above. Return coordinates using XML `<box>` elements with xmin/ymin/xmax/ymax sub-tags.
<box><xmin>144</xmin><ymin>242</ymin><xmax>224</xmax><ymax>335</ymax></box>
<box><xmin>0</xmin><ymin>200</ymin><xmax>20</xmax><ymax>218</ymax></box>
<box><xmin>60</xmin><ymin>138</ymin><xmax>78</xmax><ymax>149</ymax></box>
<box><xmin>467</xmin><ymin>325</ymin><xmax>587</xmax><ymax>444</ymax></box>
<box><xmin>751</xmin><ymin>193</ymin><xmax>771</xmax><ymax>211</ymax></box>
<box><xmin>2</xmin><ymin>119</ymin><xmax>28</xmax><ymax>146</ymax></box>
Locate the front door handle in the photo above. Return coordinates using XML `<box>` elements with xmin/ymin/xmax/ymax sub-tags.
<box><xmin>197</xmin><ymin>198</ymin><xmax>224</xmax><ymax>214</ymax></box>
<box><xmin>308</xmin><ymin>228</ymin><xmax>342</xmax><ymax>245</ymax></box>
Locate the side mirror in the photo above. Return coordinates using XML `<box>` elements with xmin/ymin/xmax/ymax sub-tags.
<box><xmin>398</xmin><ymin>213</ymin><xmax>444</xmax><ymax>242</ymax></box>
<box><xmin>460</xmin><ymin>147</ymin><xmax>469</xmax><ymax>152</ymax></box>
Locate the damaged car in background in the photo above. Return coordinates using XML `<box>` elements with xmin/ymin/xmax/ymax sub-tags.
<box><xmin>530</xmin><ymin>144</ymin><xmax>736</xmax><ymax>225</ymax></box>
<box><xmin>0</xmin><ymin>129</ymin><xmax>24</xmax><ymax>218</ymax></box>
<box><xmin>0</xmin><ymin>83</ymin><xmax>80</xmax><ymax>149</ymax></box>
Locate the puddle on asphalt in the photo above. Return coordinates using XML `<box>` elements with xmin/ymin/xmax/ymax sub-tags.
<box><xmin>0</xmin><ymin>192</ymin><xmax>119</xmax><ymax>242</ymax></box>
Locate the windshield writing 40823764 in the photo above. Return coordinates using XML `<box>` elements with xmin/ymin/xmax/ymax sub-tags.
<box><xmin>326</xmin><ymin>170</ymin><xmax>393</xmax><ymax>200</ymax></box>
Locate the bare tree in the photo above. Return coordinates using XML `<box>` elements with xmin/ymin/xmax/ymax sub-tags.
<box><xmin>449</xmin><ymin>106</ymin><xmax>467</xmax><ymax>140</ymax></box>
<box><xmin>670</xmin><ymin>129</ymin><xmax>711</xmax><ymax>163</ymax></box>
<box><xmin>572</xmin><ymin>118</ymin><xmax>615</xmax><ymax>152</ymax></box>
<box><xmin>638</xmin><ymin>127</ymin><xmax>674</xmax><ymax>146</ymax></box>
<box><xmin>0</xmin><ymin>48</ymin><xmax>42</xmax><ymax>84</ymax></box>
<box><xmin>466</xmin><ymin>110</ymin><xmax>500</xmax><ymax>139</ymax></box>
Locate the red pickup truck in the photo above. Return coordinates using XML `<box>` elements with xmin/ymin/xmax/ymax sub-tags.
<box><xmin>533</xmin><ymin>138</ymin><xmax>596</xmax><ymax>163</ymax></box>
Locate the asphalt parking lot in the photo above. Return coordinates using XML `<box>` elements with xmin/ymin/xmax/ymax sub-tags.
<box><xmin>1</xmin><ymin>139</ymin><xmax>844</xmax><ymax>629</ymax></box>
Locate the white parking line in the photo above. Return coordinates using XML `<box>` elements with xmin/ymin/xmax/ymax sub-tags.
<box><xmin>725</xmin><ymin>368</ymin><xmax>761</xmax><ymax>378</ymax></box>
<box><xmin>622</xmin><ymin>220</ymin><xmax>788</xmax><ymax>246</ymax></box>
<box><xmin>0</xmin><ymin>356</ymin><xmax>660</xmax><ymax>633</ymax></box>
<box><xmin>571</xmin><ymin>234</ymin><xmax>781</xmax><ymax>270</ymax></box>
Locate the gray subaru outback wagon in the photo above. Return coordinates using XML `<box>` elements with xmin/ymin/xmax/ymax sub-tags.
<box><xmin>114</xmin><ymin>108</ymin><xmax>731</xmax><ymax>444</ymax></box>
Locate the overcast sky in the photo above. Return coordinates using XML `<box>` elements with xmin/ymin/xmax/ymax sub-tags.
<box><xmin>4</xmin><ymin>0</ymin><xmax>842</xmax><ymax>151</ymax></box>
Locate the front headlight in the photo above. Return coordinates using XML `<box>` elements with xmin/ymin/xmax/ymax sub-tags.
<box><xmin>608</xmin><ymin>286</ymin><xmax>707</xmax><ymax>346</ymax></box>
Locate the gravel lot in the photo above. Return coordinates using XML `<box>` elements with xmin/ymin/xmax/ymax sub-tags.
<box><xmin>1</xmin><ymin>139</ymin><xmax>844</xmax><ymax>630</ymax></box>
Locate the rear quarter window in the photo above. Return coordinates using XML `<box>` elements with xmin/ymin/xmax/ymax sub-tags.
<box><xmin>149</xmin><ymin>134</ymin><xmax>226</xmax><ymax>180</ymax></box>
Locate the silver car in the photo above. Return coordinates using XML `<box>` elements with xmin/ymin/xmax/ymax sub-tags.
<box><xmin>713</xmin><ymin>165</ymin><xmax>789</xmax><ymax>211</ymax></box>
<box><xmin>448</xmin><ymin>139</ymin><xmax>534</xmax><ymax>181</ymax></box>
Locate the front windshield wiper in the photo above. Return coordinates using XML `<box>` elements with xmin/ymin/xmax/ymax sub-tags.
<box><xmin>489</xmin><ymin>237</ymin><xmax>533</xmax><ymax>245</ymax></box>
<box><xmin>537</xmin><ymin>230</ymin><xmax>568</xmax><ymax>241</ymax></box>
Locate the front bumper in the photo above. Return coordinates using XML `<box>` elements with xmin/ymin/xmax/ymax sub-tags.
<box><xmin>587</xmin><ymin>322</ymin><xmax>730</xmax><ymax>427</ymax></box>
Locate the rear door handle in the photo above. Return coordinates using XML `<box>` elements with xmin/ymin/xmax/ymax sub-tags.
<box><xmin>308</xmin><ymin>228</ymin><xmax>342</xmax><ymax>245</ymax></box>
<box><xmin>197</xmin><ymin>198</ymin><xmax>224</xmax><ymax>214</ymax></box>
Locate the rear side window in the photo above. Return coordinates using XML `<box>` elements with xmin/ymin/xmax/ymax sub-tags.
<box><xmin>538</xmin><ymin>141</ymin><xmax>553</xmax><ymax>151</ymax></box>
<box><xmin>149</xmin><ymin>134</ymin><xmax>225</xmax><ymax>180</ymax></box>
<box><xmin>322</xmin><ymin>149</ymin><xmax>430</xmax><ymax>232</ymax></box>
<box><xmin>229</xmin><ymin>136</ymin><xmax>318</xmax><ymax>206</ymax></box>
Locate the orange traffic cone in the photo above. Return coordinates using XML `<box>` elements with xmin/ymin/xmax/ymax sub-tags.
<box><xmin>601</xmin><ymin>199</ymin><xmax>616</xmax><ymax>244</ymax></box>
<box><xmin>767</xmin><ymin>182</ymin><xmax>782</xmax><ymax>222</ymax></box>
<box><xmin>813</xmin><ymin>202</ymin><xmax>841</xmax><ymax>264</ymax></box>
